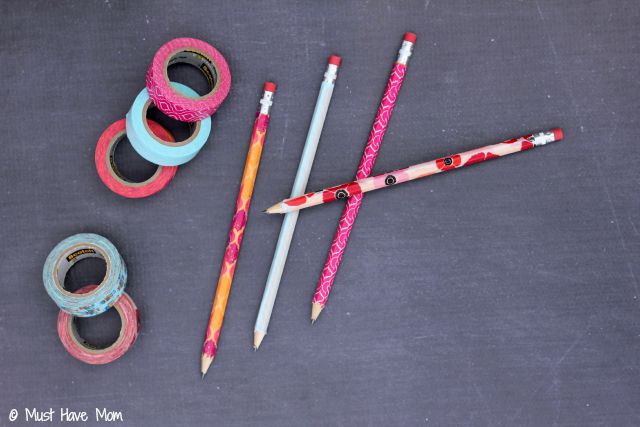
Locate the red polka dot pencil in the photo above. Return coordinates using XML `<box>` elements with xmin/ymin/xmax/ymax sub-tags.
<box><xmin>309</xmin><ymin>32</ymin><xmax>417</xmax><ymax>323</ymax></box>
<box><xmin>201</xmin><ymin>82</ymin><xmax>276</xmax><ymax>378</ymax></box>
<box><xmin>266</xmin><ymin>129</ymin><xmax>564</xmax><ymax>213</ymax></box>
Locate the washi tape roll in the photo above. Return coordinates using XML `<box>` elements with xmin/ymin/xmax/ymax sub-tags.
<box><xmin>95</xmin><ymin>118</ymin><xmax>178</xmax><ymax>198</ymax></box>
<box><xmin>43</xmin><ymin>233</ymin><xmax>127</xmax><ymax>317</ymax></box>
<box><xmin>126</xmin><ymin>82</ymin><xmax>212</xmax><ymax>166</ymax></box>
<box><xmin>146</xmin><ymin>37</ymin><xmax>231</xmax><ymax>122</ymax></box>
<box><xmin>57</xmin><ymin>284</ymin><xmax>139</xmax><ymax>365</ymax></box>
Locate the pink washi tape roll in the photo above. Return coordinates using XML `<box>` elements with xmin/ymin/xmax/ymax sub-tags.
<box><xmin>95</xmin><ymin>119</ymin><xmax>178</xmax><ymax>198</ymax></box>
<box><xmin>57</xmin><ymin>285</ymin><xmax>140</xmax><ymax>365</ymax></box>
<box><xmin>146</xmin><ymin>37</ymin><xmax>231</xmax><ymax>122</ymax></box>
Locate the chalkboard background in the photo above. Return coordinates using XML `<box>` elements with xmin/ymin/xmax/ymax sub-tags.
<box><xmin>1</xmin><ymin>1</ymin><xmax>639</xmax><ymax>425</ymax></box>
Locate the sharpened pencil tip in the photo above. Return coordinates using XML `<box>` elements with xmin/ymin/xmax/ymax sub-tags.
<box><xmin>311</xmin><ymin>318</ymin><xmax>316</xmax><ymax>325</ymax></box>
<box><xmin>201</xmin><ymin>355</ymin><xmax>214</xmax><ymax>377</ymax></box>
<box><xmin>311</xmin><ymin>303</ymin><xmax>324</xmax><ymax>323</ymax></box>
<box><xmin>265</xmin><ymin>204</ymin><xmax>281</xmax><ymax>214</ymax></box>
<box><xmin>253</xmin><ymin>331</ymin><xmax>266</xmax><ymax>350</ymax></box>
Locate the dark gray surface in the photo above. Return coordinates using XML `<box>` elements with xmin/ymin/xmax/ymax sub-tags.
<box><xmin>1</xmin><ymin>1</ymin><xmax>639</xmax><ymax>426</ymax></box>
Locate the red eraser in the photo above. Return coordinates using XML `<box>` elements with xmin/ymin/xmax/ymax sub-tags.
<box><xmin>403</xmin><ymin>32</ymin><xmax>417</xmax><ymax>43</ymax></box>
<box><xmin>552</xmin><ymin>128</ymin><xmax>564</xmax><ymax>141</ymax></box>
<box><xmin>328</xmin><ymin>55</ymin><xmax>341</xmax><ymax>66</ymax></box>
<box><xmin>263</xmin><ymin>82</ymin><xmax>277</xmax><ymax>93</ymax></box>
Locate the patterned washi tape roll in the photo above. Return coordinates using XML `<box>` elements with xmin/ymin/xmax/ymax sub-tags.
<box><xmin>95</xmin><ymin>118</ymin><xmax>178</xmax><ymax>198</ymax></box>
<box><xmin>57</xmin><ymin>284</ymin><xmax>139</xmax><ymax>364</ymax></box>
<box><xmin>126</xmin><ymin>82</ymin><xmax>212</xmax><ymax>166</ymax></box>
<box><xmin>146</xmin><ymin>37</ymin><xmax>231</xmax><ymax>122</ymax></box>
<box><xmin>43</xmin><ymin>233</ymin><xmax>127</xmax><ymax>317</ymax></box>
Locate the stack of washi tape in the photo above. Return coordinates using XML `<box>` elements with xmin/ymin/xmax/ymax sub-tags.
<box><xmin>44</xmin><ymin>37</ymin><xmax>232</xmax><ymax>364</ymax></box>
<box><xmin>95</xmin><ymin>37</ymin><xmax>231</xmax><ymax>198</ymax></box>
<box><xmin>43</xmin><ymin>233</ymin><xmax>135</xmax><ymax>364</ymax></box>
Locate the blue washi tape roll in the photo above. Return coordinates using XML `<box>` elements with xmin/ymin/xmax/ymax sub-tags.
<box><xmin>43</xmin><ymin>233</ymin><xmax>127</xmax><ymax>317</ymax></box>
<box><xmin>126</xmin><ymin>82</ymin><xmax>212</xmax><ymax>166</ymax></box>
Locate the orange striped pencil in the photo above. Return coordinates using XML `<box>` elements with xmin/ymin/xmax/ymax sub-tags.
<box><xmin>201</xmin><ymin>82</ymin><xmax>276</xmax><ymax>377</ymax></box>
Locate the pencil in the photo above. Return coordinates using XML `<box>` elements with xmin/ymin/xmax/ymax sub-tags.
<box><xmin>311</xmin><ymin>32</ymin><xmax>416</xmax><ymax>323</ymax></box>
<box><xmin>254</xmin><ymin>56</ymin><xmax>341</xmax><ymax>350</ymax></box>
<box><xmin>266</xmin><ymin>129</ymin><xmax>564</xmax><ymax>214</ymax></box>
<box><xmin>201</xmin><ymin>82</ymin><xmax>276</xmax><ymax>377</ymax></box>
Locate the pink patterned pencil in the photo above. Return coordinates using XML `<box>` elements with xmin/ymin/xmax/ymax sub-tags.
<box><xmin>311</xmin><ymin>33</ymin><xmax>416</xmax><ymax>322</ymax></box>
<box><xmin>267</xmin><ymin>129</ymin><xmax>564</xmax><ymax>213</ymax></box>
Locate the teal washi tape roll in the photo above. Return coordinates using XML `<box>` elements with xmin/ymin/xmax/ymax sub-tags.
<box><xmin>126</xmin><ymin>82</ymin><xmax>212</xmax><ymax>166</ymax></box>
<box><xmin>43</xmin><ymin>233</ymin><xmax>127</xmax><ymax>317</ymax></box>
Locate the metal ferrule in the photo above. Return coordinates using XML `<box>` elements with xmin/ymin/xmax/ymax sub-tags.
<box><xmin>259</xmin><ymin>91</ymin><xmax>275</xmax><ymax>115</ymax></box>
<box><xmin>397</xmin><ymin>40</ymin><xmax>414</xmax><ymax>65</ymax></box>
<box><xmin>530</xmin><ymin>130</ymin><xmax>556</xmax><ymax>146</ymax></box>
<box><xmin>323</xmin><ymin>63</ymin><xmax>339</xmax><ymax>84</ymax></box>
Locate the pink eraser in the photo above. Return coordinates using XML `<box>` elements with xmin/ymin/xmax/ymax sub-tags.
<box><xmin>552</xmin><ymin>128</ymin><xmax>564</xmax><ymax>141</ymax></box>
<box><xmin>328</xmin><ymin>55</ymin><xmax>341</xmax><ymax>66</ymax></box>
<box><xmin>403</xmin><ymin>32</ymin><xmax>417</xmax><ymax>43</ymax></box>
<box><xmin>263</xmin><ymin>82</ymin><xmax>277</xmax><ymax>93</ymax></box>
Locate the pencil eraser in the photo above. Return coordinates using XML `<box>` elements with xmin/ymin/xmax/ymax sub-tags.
<box><xmin>263</xmin><ymin>82</ymin><xmax>277</xmax><ymax>93</ymax></box>
<box><xmin>328</xmin><ymin>55</ymin><xmax>341</xmax><ymax>66</ymax></box>
<box><xmin>403</xmin><ymin>32</ymin><xmax>417</xmax><ymax>43</ymax></box>
<box><xmin>552</xmin><ymin>128</ymin><xmax>564</xmax><ymax>141</ymax></box>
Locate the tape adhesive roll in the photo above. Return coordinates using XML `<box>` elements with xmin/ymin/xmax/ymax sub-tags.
<box><xmin>58</xmin><ymin>284</ymin><xmax>139</xmax><ymax>365</ymax></box>
<box><xmin>126</xmin><ymin>82</ymin><xmax>212</xmax><ymax>166</ymax></box>
<box><xmin>146</xmin><ymin>37</ymin><xmax>231</xmax><ymax>122</ymax></box>
<box><xmin>95</xmin><ymin>119</ymin><xmax>178</xmax><ymax>198</ymax></box>
<box><xmin>43</xmin><ymin>233</ymin><xmax>127</xmax><ymax>317</ymax></box>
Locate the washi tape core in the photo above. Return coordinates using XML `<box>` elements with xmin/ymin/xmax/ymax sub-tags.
<box><xmin>108</xmin><ymin>130</ymin><xmax>162</xmax><ymax>185</ymax></box>
<box><xmin>71</xmin><ymin>306</ymin><xmax>122</xmax><ymax>350</ymax></box>
<box><xmin>69</xmin><ymin>307</ymin><xmax>124</xmax><ymax>352</ymax></box>
<box><xmin>165</xmin><ymin>48</ymin><xmax>219</xmax><ymax>97</ymax></box>
<box><xmin>54</xmin><ymin>243</ymin><xmax>109</xmax><ymax>298</ymax></box>
<box><xmin>142</xmin><ymin>100</ymin><xmax>200</xmax><ymax>147</ymax></box>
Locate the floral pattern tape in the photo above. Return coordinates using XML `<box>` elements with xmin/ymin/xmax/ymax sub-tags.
<box><xmin>43</xmin><ymin>233</ymin><xmax>127</xmax><ymax>318</ymax></box>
